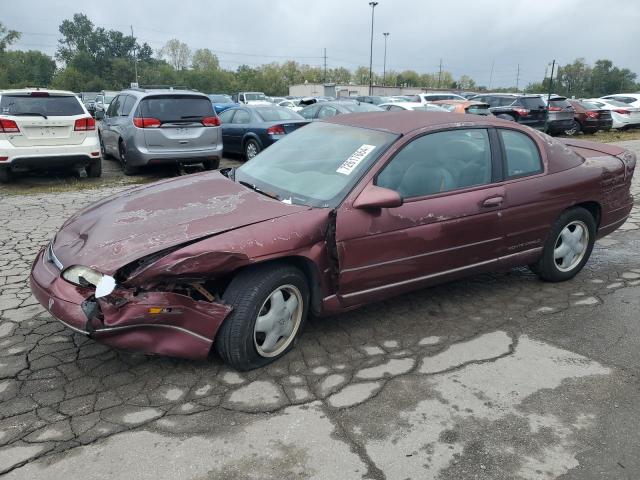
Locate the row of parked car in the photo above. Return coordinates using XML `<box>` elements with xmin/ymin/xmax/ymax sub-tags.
<box><xmin>1</xmin><ymin>86</ymin><xmax>639</xmax><ymax>183</ymax></box>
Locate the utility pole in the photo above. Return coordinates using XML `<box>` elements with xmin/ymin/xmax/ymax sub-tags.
<box><xmin>368</xmin><ymin>1</ymin><xmax>378</xmax><ymax>95</ymax></box>
<box><xmin>323</xmin><ymin>48</ymin><xmax>327</xmax><ymax>84</ymax></box>
<box><xmin>437</xmin><ymin>58</ymin><xmax>443</xmax><ymax>89</ymax></box>
<box><xmin>515</xmin><ymin>63</ymin><xmax>520</xmax><ymax>92</ymax></box>
<box><xmin>488</xmin><ymin>60</ymin><xmax>495</xmax><ymax>90</ymax></box>
<box><xmin>547</xmin><ymin>59</ymin><xmax>555</xmax><ymax>103</ymax></box>
<box><xmin>383</xmin><ymin>32</ymin><xmax>389</xmax><ymax>86</ymax></box>
<box><xmin>130</xmin><ymin>25</ymin><xmax>139</xmax><ymax>85</ymax></box>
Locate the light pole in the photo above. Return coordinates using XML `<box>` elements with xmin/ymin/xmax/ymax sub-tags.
<box><xmin>383</xmin><ymin>32</ymin><xmax>389</xmax><ymax>86</ymax></box>
<box><xmin>368</xmin><ymin>2</ymin><xmax>378</xmax><ymax>95</ymax></box>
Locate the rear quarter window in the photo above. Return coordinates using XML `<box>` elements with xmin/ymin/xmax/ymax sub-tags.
<box><xmin>0</xmin><ymin>94</ymin><xmax>84</xmax><ymax>116</ymax></box>
<box><xmin>499</xmin><ymin>129</ymin><xmax>543</xmax><ymax>178</ymax></box>
<box><xmin>137</xmin><ymin>95</ymin><xmax>214</xmax><ymax>122</ymax></box>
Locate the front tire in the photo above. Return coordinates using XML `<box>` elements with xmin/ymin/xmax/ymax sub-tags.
<box><xmin>530</xmin><ymin>207</ymin><xmax>596</xmax><ymax>282</ymax></box>
<box><xmin>215</xmin><ymin>264</ymin><xmax>309</xmax><ymax>371</ymax></box>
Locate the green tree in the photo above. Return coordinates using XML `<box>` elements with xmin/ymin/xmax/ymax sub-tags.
<box><xmin>160</xmin><ymin>39</ymin><xmax>191</xmax><ymax>70</ymax></box>
<box><xmin>191</xmin><ymin>48</ymin><xmax>219</xmax><ymax>71</ymax></box>
<box><xmin>0</xmin><ymin>22</ymin><xmax>20</xmax><ymax>53</ymax></box>
<box><xmin>0</xmin><ymin>50</ymin><xmax>56</xmax><ymax>88</ymax></box>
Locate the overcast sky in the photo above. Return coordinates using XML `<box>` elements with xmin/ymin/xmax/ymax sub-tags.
<box><xmin>5</xmin><ymin>0</ymin><xmax>640</xmax><ymax>87</ymax></box>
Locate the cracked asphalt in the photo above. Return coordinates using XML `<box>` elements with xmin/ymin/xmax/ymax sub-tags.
<box><xmin>1</xmin><ymin>142</ymin><xmax>639</xmax><ymax>479</ymax></box>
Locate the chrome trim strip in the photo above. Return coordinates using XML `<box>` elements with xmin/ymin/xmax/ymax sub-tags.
<box><xmin>341</xmin><ymin>247</ymin><xmax>543</xmax><ymax>300</ymax></box>
<box><xmin>47</xmin><ymin>242</ymin><xmax>64</xmax><ymax>270</ymax></box>
<box><xmin>341</xmin><ymin>237</ymin><xmax>502</xmax><ymax>274</ymax></box>
<box><xmin>93</xmin><ymin>323</ymin><xmax>213</xmax><ymax>343</ymax></box>
<box><xmin>600</xmin><ymin>215</ymin><xmax>629</xmax><ymax>231</ymax></box>
<box><xmin>52</xmin><ymin>317</ymin><xmax>90</xmax><ymax>336</ymax></box>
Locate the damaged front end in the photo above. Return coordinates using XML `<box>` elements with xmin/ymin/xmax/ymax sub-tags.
<box><xmin>30</xmin><ymin>244</ymin><xmax>234</xmax><ymax>360</ymax></box>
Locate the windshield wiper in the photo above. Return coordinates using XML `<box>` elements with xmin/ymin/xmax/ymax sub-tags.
<box><xmin>238</xmin><ymin>180</ymin><xmax>279</xmax><ymax>200</ymax></box>
<box><xmin>10</xmin><ymin>112</ymin><xmax>48</xmax><ymax>119</ymax></box>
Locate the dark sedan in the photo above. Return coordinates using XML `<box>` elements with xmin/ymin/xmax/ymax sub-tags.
<box><xmin>567</xmin><ymin>100</ymin><xmax>613</xmax><ymax>135</ymax></box>
<box><xmin>299</xmin><ymin>101</ymin><xmax>382</xmax><ymax>121</ymax></box>
<box><xmin>219</xmin><ymin>105</ymin><xmax>309</xmax><ymax>159</ymax></box>
<box><xmin>30</xmin><ymin>112</ymin><xmax>636</xmax><ymax>370</ymax></box>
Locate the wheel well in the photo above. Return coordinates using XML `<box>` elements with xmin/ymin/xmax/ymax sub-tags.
<box><xmin>575</xmin><ymin>201</ymin><xmax>601</xmax><ymax>228</ymax></box>
<box><xmin>242</xmin><ymin>135</ymin><xmax>261</xmax><ymax>150</ymax></box>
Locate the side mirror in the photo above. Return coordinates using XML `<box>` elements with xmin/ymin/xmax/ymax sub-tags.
<box><xmin>354</xmin><ymin>183</ymin><xmax>403</xmax><ymax>210</ymax></box>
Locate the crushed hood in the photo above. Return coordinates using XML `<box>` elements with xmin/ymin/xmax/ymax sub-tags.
<box><xmin>52</xmin><ymin>171</ymin><xmax>309</xmax><ymax>274</ymax></box>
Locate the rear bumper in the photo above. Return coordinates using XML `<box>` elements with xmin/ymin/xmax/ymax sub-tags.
<box><xmin>546</xmin><ymin>118</ymin><xmax>575</xmax><ymax>133</ymax></box>
<box><xmin>126</xmin><ymin>144</ymin><xmax>223</xmax><ymax>167</ymax></box>
<box><xmin>30</xmin><ymin>247</ymin><xmax>232</xmax><ymax>360</ymax></box>
<box><xmin>582</xmin><ymin>118</ymin><xmax>612</xmax><ymax>132</ymax></box>
<box><xmin>0</xmin><ymin>137</ymin><xmax>100</xmax><ymax>170</ymax></box>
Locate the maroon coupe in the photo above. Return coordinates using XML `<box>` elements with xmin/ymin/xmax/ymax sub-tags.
<box><xmin>30</xmin><ymin>112</ymin><xmax>636</xmax><ymax>370</ymax></box>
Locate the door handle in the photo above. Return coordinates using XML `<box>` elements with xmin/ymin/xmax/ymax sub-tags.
<box><xmin>482</xmin><ymin>196</ymin><xmax>504</xmax><ymax>208</ymax></box>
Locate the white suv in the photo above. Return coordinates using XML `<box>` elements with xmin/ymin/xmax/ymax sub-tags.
<box><xmin>0</xmin><ymin>89</ymin><xmax>101</xmax><ymax>183</ymax></box>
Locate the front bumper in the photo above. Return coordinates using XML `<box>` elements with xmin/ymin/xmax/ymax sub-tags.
<box><xmin>30</xmin><ymin>247</ymin><xmax>232</xmax><ymax>360</ymax></box>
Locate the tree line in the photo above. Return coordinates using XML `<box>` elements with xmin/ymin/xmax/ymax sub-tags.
<box><xmin>1</xmin><ymin>14</ymin><xmax>638</xmax><ymax>97</ymax></box>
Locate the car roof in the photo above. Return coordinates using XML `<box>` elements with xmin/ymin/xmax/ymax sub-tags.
<box><xmin>123</xmin><ymin>88</ymin><xmax>207</xmax><ymax>98</ymax></box>
<box><xmin>323</xmin><ymin>111</ymin><xmax>519</xmax><ymax>135</ymax></box>
<box><xmin>0</xmin><ymin>88</ymin><xmax>76</xmax><ymax>96</ymax></box>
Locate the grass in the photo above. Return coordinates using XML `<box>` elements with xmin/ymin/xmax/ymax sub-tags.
<box><xmin>560</xmin><ymin>128</ymin><xmax>640</xmax><ymax>143</ymax></box>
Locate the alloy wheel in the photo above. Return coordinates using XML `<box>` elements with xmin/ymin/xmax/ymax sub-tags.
<box><xmin>253</xmin><ymin>285</ymin><xmax>303</xmax><ymax>357</ymax></box>
<box><xmin>553</xmin><ymin>220</ymin><xmax>589</xmax><ymax>272</ymax></box>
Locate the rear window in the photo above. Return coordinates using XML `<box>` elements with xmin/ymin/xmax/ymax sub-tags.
<box><xmin>466</xmin><ymin>104</ymin><xmax>491</xmax><ymax>115</ymax></box>
<box><xmin>549</xmin><ymin>98</ymin><xmax>572</xmax><ymax>108</ymax></box>
<box><xmin>579</xmin><ymin>101</ymin><xmax>600</xmax><ymax>110</ymax></box>
<box><xmin>519</xmin><ymin>97</ymin><xmax>546</xmax><ymax>109</ymax></box>
<box><xmin>0</xmin><ymin>94</ymin><xmax>84</xmax><ymax>117</ymax></box>
<box><xmin>343</xmin><ymin>103</ymin><xmax>381</xmax><ymax>112</ymax></box>
<box><xmin>137</xmin><ymin>95</ymin><xmax>214</xmax><ymax>122</ymax></box>
<box><xmin>254</xmin><ymin>107</ymin><xmax>303</xmax><ymax>121</ymax></box>
<box><xmin>487</xmin><ymin>96</ymin><xmax>517</xmax><ymax>107</ymax></box>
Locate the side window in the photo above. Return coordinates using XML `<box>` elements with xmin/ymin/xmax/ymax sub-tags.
<box><xmin>121</xmin><ymin>96</ymin><xmax>135</xmax><ymax>116</ymax></box>
<box><xmin>106</xmin><ymin>96</ymin><xmax>121</xmax><ymax>117</ymax></box>
<box><xmin>389</xmin><ymin>105</ymin><xmax>404</xmax><ymax>111</ymax></box>
<box><xmin>318</xmin><ymin>106</ymin><xmax>338</xmax><ymax>119</ymax></box>
<box><xmin>232</xmin><ymin>110</ymin><xmax>251</xmax><ymax>124</ymax></box>
<box><xmin>499</xmin><ymin>129</ymin><xmax>543</xmax><ymax>178</ymax></box>
<box><xmin>376</xmin><ymin>129</ymin><xmax>492</xmax><ymax>198</ymax></box>
<box><xmin>218</xmin><ymin>109</ymin><xmax>235</xmax><ymax>123</ymax></box>
<box><xmin>300</xmin><ymin>104</ymin><xmax>320</xmax><ymax>119</ymax></box>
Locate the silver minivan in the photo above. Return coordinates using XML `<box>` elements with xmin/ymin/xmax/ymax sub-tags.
<box><xmin>98</xmin><ymin>88</ymin><xmax>223</xmax><ymax>175</ymax></box>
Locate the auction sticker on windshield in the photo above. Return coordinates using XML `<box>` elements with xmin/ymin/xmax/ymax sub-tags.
<box><xmin>336</xmin><ymin>144</ymin><xmax>376</xmax><ymax>175</ymax></box>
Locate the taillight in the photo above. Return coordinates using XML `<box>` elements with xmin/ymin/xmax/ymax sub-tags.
<box><xmin>74</xmin><ymin>117</ymin><xmax>95</xmax><ymax>131</ymax></box>
<box><xmin>548</xmin><ymin>106</ymin><xmax>562</xmax><ymax>111</ymax></box>
<box><xmin>133</xmin><ymin>117</ymin><xmax>161</xmax><ymax>128</ymax></box>
<box><xmin>202</xmin><ymin>116</ymin><xmax>221</xmax><ymax>127</ymax></box>
<box><xmin>513</xmin><ymin>108</ymin><xmax>529</xmax><ymax>117</ymax></box>
<box><xmin>585</xmin><ymin>111</ymin><xmax>599</xmax><ymax>119</ymax></box>
<box><xmin>613</xmin><ymin>109</ymin><xmax>630</xmax><ymax>115</ymax></box>
<box><xmin>30</xmin><ymin>91</ymin><xmax>50</xmax><ymax>97</ymax></box>
<box><xmin>267</xmin><ymin>125</ymin><xmax>286</xmax><ymax>135</ymax></box>
<box><xmin>0</xmin><ymin>119</ymin><xmax>20</xmax><ymax>133</ymax></box>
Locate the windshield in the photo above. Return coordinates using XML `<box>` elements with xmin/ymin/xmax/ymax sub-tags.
<box><xmin>209</xmin><ymin>94</ymin><xmax>232</xmax><ymax>103</ymax></box>
<box><xmin>245</xmin><ymin>93</ymin><xmax>266</xmax><ymax>101</ymax></box>
<box><xmin>255</xmin><ymin>107</ymin><xmax>303</xmax><ymax>121</ymax></box>
<box><xmin>343</xmin><ymin>103</ymin><xmax>381</xmax><ymax>112</ymax></box>
<box><xmin>235</xmin><ymin>122</ymin><xmax>398</xmax><ymax>208</ymax></box>
<box><xmin>0</xmin><ymin>94</ymin><xmax>83</xmax><ymax>116</ymax></box>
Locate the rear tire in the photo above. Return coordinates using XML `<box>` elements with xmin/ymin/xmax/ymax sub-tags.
<box><xmin>0</xmin><ymin>168</ymin><xmax>11</xmax><ymax>184</ymax></box>
<box><xmin>86</xmin><ymin>157</ymin><xmax>102</xmax><ymax>178</ymax></box>
<box><xmin>215</xmin><ymin>263</ymin><xmax>309</xmax><ymax>371</ymax></box>
<box><xmin>119</xmin><ymin>141</ymin><xmax>138</xmax><ymax>176</ymax></box>
<box><xmin>203</xmin><ymin>158</ymin><xmax>219</xmax><ymax>171</ymax></box>
<box><xmin>565</xmin><ymin>121</ymin><xmax>581</xmax><ymax>136</ymax></box>
<box><xmin>244</xmin><ymin>139</ymin><xmax>261</xmax><ymax>160</ymax></box>
<box><xmin>529</xmin><ymin>207</ymin><xmax>596</xmax><ymax>282</ymax></box>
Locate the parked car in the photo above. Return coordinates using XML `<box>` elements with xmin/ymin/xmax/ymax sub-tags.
<box><xmin>600</xmin><ymin>93</ymin><xmax>640</xmax><ymax>108</ymax></box>
<box><xmin>431</xmin><ymin>100</ymin><xmax>492</xmax><ymax>115</ymax></box>
<box><xmin>218</xmin><ymin>105</ymin><xmax>308</xmax><ymax>159</ymax></box>
<box><xmin>355</xmin><ymin>95</ymin><xmax>392</xmax><ymax>105</ymax></box>
<box><xmin>378</xmin><ymin>102</ymin><xmax>448</xmax><ymax>112</ymax></box>
<box><xmin>583</xmin><ymin>98</ymin><xmax>640</xmax><ymax>130</ymax></box>
<box><xmin>80</xmin><ymin>92</ymin><xmax>99</xmax><ymax>117</ymax></box>
<box><xmin>566</xmin><ymin>100</ymin><xmax>612</xmax><ymax>135</ymax></box>
<box><xmin>31</xmin><ymin>111</ymin><xmax>636</xmax><ymax>369</ymax></box>
<box><xmin>537</xmin><ymin>95</ymin><xmax>576</xmax><ymax>135</ymax></box>
<box><xmin>231</xmin><ymin>92</ymin><xmax>271</xmax><ymax>105</ymax></box>
<box><xmin>469</xmin><ymin>93</ymin><xmax>548</xmax><ymax>130</ymax></box>
<box><xmin>268</xmin><ymin>97</ymin><xmax>287</xmax><ymax>105</ymax></box>
<box><xmin>299</xmin><ymin>101</ymin><xmax>382</xmax><ymax>120</ymax></box>
<box><xmin>389</xmin><ymin>96</ymin><xmax>413</xmax><ymax>102</ymax></box>
<box><xmin>94</xmin><ymin>90</ymin><xmax>119</xmax><ymax>120</ymax></box>
<box><xmin>208</xmin><ymin>94</ymin><xmax>237</xmax><ymax>114</ymax></box>
<box><xmin>277</xmin><ymin>100</ymin><xmax>303</xmax><ymax>112</ymax></box>
<box><xmin>98</xmin><ymin>88</ymin><xmax>222</xmax><ymax>175</ymax></box>
<box><xmin>416</xmin><ymin>92</ymin><xmax>466</xmax><ymax>103</ymax></box>
<box><xmin>0</xmin><ymin>88</ymin><xmax>101</xmax><ymax>183</ymax></box>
